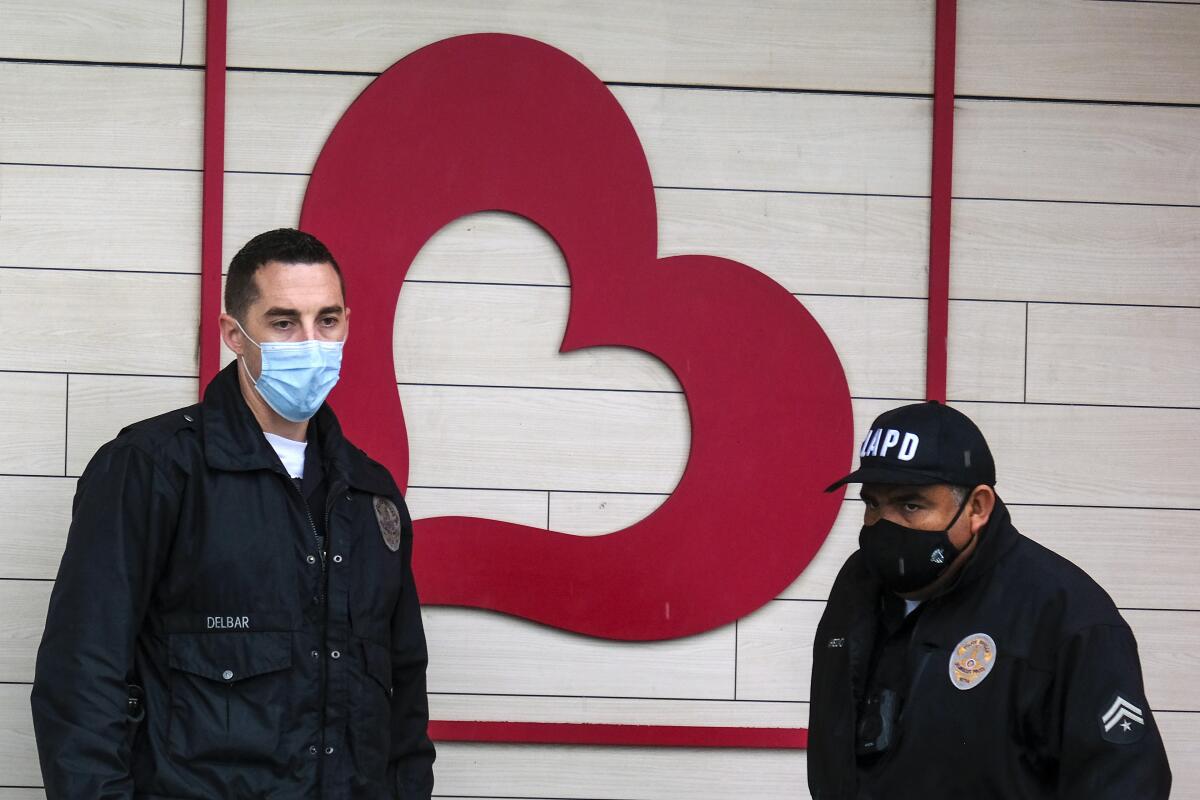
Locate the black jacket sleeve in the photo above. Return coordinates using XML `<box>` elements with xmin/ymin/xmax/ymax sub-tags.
<box><xmin>30</xmin><ymin>441</ymin><xmax>178</xmax><ymax>799</ymax></box>
<box><xmin>387</xmin><ymin>520</ymin><xmax>436</xmax><ymax>798</ymax></box>
<box><xmin>1052</xmin><ymin>622</ymin><xmax>1171</xmax><ymax>798</ymax></box>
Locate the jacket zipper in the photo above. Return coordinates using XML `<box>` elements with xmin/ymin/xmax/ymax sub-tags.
<box><xmin>285</xmin><ymin>474</ymin><xmax>328</xmax><ymax>794</ymax></box>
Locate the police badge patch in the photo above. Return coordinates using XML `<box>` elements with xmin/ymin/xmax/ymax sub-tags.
<box><xmin>949</xmin><ymin>632</ymin><xmax>997</xmax><ymax>690</ymax></box>
<box><xmin>373</xmin><ymin>495</ymin><xmax>402</xmax><ymax>552</ymax></box>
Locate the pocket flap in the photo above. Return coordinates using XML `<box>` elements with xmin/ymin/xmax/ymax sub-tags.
<box><xmin>168</xmin><ymin>631</ymin><xmax>292</xmax><ymax>682</ymax></box>
<box><xmin>361</xmin><ymin>637</ymin><xmax>392</xmax><ymax>693</ymax></box>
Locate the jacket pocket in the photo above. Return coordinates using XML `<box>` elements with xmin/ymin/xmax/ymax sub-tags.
<box><xmin>349</xmin><ymin>636</ymin><xmax>393</xmax><ymax>780</ymax></box>
<box><xmin>166</xmin><ymin>631</ymin><xmax>293</xmax><ymax>764</ymax></box>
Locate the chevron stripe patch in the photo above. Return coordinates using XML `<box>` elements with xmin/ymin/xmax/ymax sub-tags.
<box><xmin>1100</xmin><ymin>693</ymin><xmax>1146</xmax><ymax>744</ymax></box>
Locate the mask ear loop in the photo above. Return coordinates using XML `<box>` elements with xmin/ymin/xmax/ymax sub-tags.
<box><xmin>944</xmin><ymin>490</ymin><xmax>979</xmax><ymax>555</ymax></box>
<box><xmin>232</xmin><ymin>319</ymin><xmax>265</xmax><ymax>387</ymax></box>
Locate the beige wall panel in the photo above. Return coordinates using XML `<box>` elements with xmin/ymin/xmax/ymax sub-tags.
<box><xmin>951</xmin><ymin>199</ymin><xmax>1200</xmax><ymax>307</ymax></box>
<box><xmin>947</xmin><ymin>299</ymin><xmax>1027</xmax><ymax>402</ymax></box>
<box><xmin>615</xmin><ymin>88</ymin><xmax>930</xmax><ymax>196</ymax></box>
<box><xmin>395</xmin><ymin>284</ymin><xmax>682</xmax><ymax>392</ymax></box>
<box><xmin>1026</xmin><ymin>305</ymin><xmax>1200</xmax><ymax>408</ymax></box>
<box><xmin>954</xmin><ymin>99</ymin><xmax>1200</xmax><ymax>205</ymax></box>
<box><xmin>223</xmin><ymin>0</ymin><xmax>932</xmax><ymax>94</ymax></box>
<box><xmin>1002</xmin><ymin>506</ymin><xmax>1200</xmax><ymax>612</ymax></box>
<box><xmin>0</xmin><ymin>63</ymin><xmax>201</xmax><ymax>170</ymax></box>
<box><xmin>778</xmin><ymin>500</ymin><xmax>860</xmax><ymax>602</ymax></box>
<box><xmin>222</xmin><ymin>173</ymin><xmax>307</xmax><ymax>270</ymax></box>
<box><xmin>657</xmin><ymin>190</ymin><xmax>929</xmax><ymax>298</ymax></box>
<box><xmin>225</xmin><ymin>179</ymin><xmax>930</xmax><ymax>297</ymax></box>
<box><xmin>0</xmin><ymin>581</ymin><xmax>51</xmax><ymax>683</ymax></box>
<box><xmin>0</xmin><ymin>373</ymin><xmax>65</xmax><ymax>477</ymax></box>
<box><xmin>736</xmin><ymin>600</ymin><xmax>823</xmax><ymax>702</ymax></box>
<box><xmin>548</xmin><ymin>491</ymin><xmax>668</xmax><ymax>536</ymax></box>
<box><xmin>783</xmin><ymin>505</ymin><xmax>1200</xmax><ymax>611</ymax></box>
<box><xmin>431</xmin><ymin>693</ymin><xmax>806</xmax><ymax>728</ymax></box>
<box><xmin>958</xmin><ymin>402</ymin><xmax>1200</xmax><ymax>509</ymax></box>
<box><xmin>0</xmin><ymin>477</ymin><xmax>73</xmax><ymax>580</ymax></box>
<box><xmin>1158</xmin><ymin>712</ymin><xmax>1200</xmax><ymax>797</ymax></box>
<box><xmin>405</xmin><ymin>487</ymin><xmax>547</xmax><ymax>529</ymax></box>
<box><xmin>224</xmin><ymin>72</ymin><xmax>931</xmax><ymax>195</ymax></box>
<box><xmin>401</xmin><ymin>384</ymin><xmax>688</xmax><ymax>494</ymax></box>
<box><xmin>0</xmin><ymin>792</ymin><xmax>44</xmax><ymax>800</ymax></box>
<box><xmin>434</xmin><ymin>741</ymin><xmax>807</xmax><ymax>800</ymax></box>
<box><xmin>181</xmin><ymin>0</ymin><xmax>206</xmax><ymax>66</ymax></box>
<box><xmin>396</xmin><ymin>279</ymin><xmax>928</xmax><ymax>399</ymax></box>
<box><xmin>957</xmin><ymin>0</ymin><xmax>1200</xmax><ymax>104</ymax></box>
<box><xmin>0</xmin><ymin>685</ymin><xmax>38</xmax><ymax>787</ymax></box>
<box><xmin>0</xmin><ymin>1</ymin><xmax>184</xmax><ymax>64</ymax></box>
<box><xmin>1127</xmin><ymin>610</ymin><xmax>1200</xmax><ymax>713</ymax></box>
<box><xmin>424</xmin><ymin>607</ymin><xmax>734</xmax><ymax>699</ymax></box>
<box><xmin>0</xmin><ymin>270</ymin><xmax>198</xmax><ymax>376</ymax></box>
<box><xmin>0</xmin><ymin>165</ymin><xmax>200</xmax><ymax>273</ymax></box>
<box><xmin>66</xmin><ymin>375</ymin><xmax>199</xmax><ymax>477</ymax></box>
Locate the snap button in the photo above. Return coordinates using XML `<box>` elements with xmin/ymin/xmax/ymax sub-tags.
<box><xmin>325</xmin><ymin>745</ymin><xmax>334</xmax><ymax>755</ymax></box>
<box><xmin>183</xmin><ymin>414</ymin><xmax>194</xmax><ymax>423</ymax></box>
<box><xmin>311</xmin><ymin>650</ymin><xmax>319</xmax><ymax>659</ymax></box>
<box><xmin>309</xmin><ymin>745</ymin><xmax>318</xmax><ymax>755</ymax></box>
<box><xmin>332</xmin><ymin>554</ymin><xmax>343</xmax><ymax>564</ymax></box>
<box><xmin>221</xmin><ymin>669</ymin><xmax>234</xmax><ymax>681</ymax></box>
<box><xmin>330</xmin><ymin>650</ymin><xmax>341</xmax><ymax>659</ymax></box>
<box><xmin>306</xmin><ymin>555</ymin><xmax>316</xmax><ymax>564</ymax></box>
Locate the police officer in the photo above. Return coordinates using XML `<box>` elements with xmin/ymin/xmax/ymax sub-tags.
<box><xmin>32</xmin><ymin>229</ymin><xmax>435</xmax><ymax>798</ymax></box>
<box><xmin>808</xmin><ymin>401</ymin><xmax>1170</xmax><ymax>798</ymax></box>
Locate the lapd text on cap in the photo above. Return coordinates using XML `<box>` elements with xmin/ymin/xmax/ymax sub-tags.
<box><xmin>860</xmin><ymin>428</ymin><xmax>919</xmax><ymax>461</ymax></box>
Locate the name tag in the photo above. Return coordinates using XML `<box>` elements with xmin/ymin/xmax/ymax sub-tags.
<box><xmin>206</xmin><ymin>615</ymin><xmax>250</xmax><ymax>630</ymax></box>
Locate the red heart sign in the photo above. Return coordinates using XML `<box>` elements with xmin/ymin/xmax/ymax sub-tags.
<box><xmin>301</xmin><ymin>34</ymin><xmax>852</xmax><ymax>640</ymax></box>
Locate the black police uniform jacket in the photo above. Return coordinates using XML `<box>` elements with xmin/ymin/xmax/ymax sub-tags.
<box><xmin>31</xmin><ymin>363</ymin><xmax>435</xmax><ymax>799</ymax></box>
<box><xmin>808</xmin><ymin>499</ymin><xmax>1171</xmax><ymax>799</ymax></box>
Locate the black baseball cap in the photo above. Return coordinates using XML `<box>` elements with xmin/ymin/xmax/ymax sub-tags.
<box><xmin>825</xmin><ymin>401</ymin><xmax>996</xmax><ymax>492</ymax></box>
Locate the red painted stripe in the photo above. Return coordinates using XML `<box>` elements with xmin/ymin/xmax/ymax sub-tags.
<box><xmin>429</xmin><ymin>720</ymin><xmax>808</xmax><ymax>749</ymax></box>
<box><xmin>926</xmin><ymin>0</ymin><xmax>957</xmax><ymax>403</ymax></box>
<box><xmin>198</xmin><ymin>0</ymin><xmax>228</xmax><ymax>395</ymax></box>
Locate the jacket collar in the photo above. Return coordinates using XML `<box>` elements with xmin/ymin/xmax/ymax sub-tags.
<box><xmin>200</xmin><ymin>361</ymin><xmax>394</xmax><ymax>496</ymax></box>
<box><xmin>930</xmin><ymin>494</ymin><xmax>1019</xmax><ymax>601</ymax></box>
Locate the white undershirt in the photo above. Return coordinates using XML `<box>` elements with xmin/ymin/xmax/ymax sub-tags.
<box><xmin>903</xmin><ymin>599</ymin><xmax>923</xmax><ymax>617</ymax></box>
<box><xmin>263</xmin><ymin>432</ymin><xmax>307</xmax><ymax>479</ymax></box>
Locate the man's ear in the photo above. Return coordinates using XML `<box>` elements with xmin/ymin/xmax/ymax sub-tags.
<box><xmin>219</xmin><ymin>313</ymin><xmax>246</xmax><ymax>357</ymax></box>
<box><xmin>968</xmin><ymin>485</ymin><xmax>996</xmax><ymax>534</ymax></box>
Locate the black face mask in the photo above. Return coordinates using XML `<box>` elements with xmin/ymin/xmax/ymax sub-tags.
<box><xmin>858</xmin><ymin>496</ymin><xmax>971</xmax><ymax>594</ymax></box>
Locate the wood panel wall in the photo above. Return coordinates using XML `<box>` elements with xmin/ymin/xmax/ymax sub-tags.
<box><xmin>1</xmin><ymin>1</ymin><xmax>1197</xmax><ymax>797</ymax></box>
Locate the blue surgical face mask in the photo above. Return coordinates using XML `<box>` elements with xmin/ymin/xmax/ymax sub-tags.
<box><xmin>235</xmin><ymin>320</ymin><xmax>345</xmax><ymax>423</ymax></box>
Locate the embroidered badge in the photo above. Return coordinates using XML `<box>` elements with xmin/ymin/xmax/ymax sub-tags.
<box><xmin>949</xmin><ymin>633</ymin><xmax>996</xmax><ymax>690</ymax></box>
<box><xmin>1100</xmin><ymin>692</ymin><xmax>1146</xmax><ymax>744</ymax></box>
<box><xmin>373</xmin><ymin>495</ymin><xmax>403</xmax><ymax>552</ymax></box>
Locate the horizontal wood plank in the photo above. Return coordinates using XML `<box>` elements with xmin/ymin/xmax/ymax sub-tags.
<box><xmin>0</xmin><ymin>0</ymin><xmax>184</xmax><ymax>65</ymax></box>
<box><xmin>951</xmin><ymin>199</ymin><xmax>1200</xmax><ymax>307</ymax></box>
<box><xmin>224</xmin><ymin>178</ymin><xmax>932</xmax><ymax>297</ymax></box>
<box><xmin>0</xmin><ymin>165</ymin><xmax>200</xmax><ymax>273</ymax></box>
<box><xmin>1026</xmin><ymin>305</ymin><xmax>1200</xmax><ymax>408</ymax></box>
<box><xmin>221</xmin><ymin>0</ymin><xmax>933</xmax><ymax>94</ymax></box>
<box><xmin>0</xmin><ymin>63</ymin><xmax>201</xmax><ymax>170</ymax></box>
<box><xmin>66</xmin><ymin>374</ymin><xmax>198</xmax><ymax>476</ymax></box>
<box><xmin>954</xmin><ymin>99</ymin><xmax>1200</xmax><ymax>205</ymax></box>
<box><xmin>957</xmin><ymin>0</ymin><xmax>1200</xmax><ymax>104</ymax></box>
<box><xmin>424</xmin><ymin>607</ymin><xmax>734</xmax><ymax>699</ymax></box>
<box><xmin>0</xmin><ymin>581</ymin><xmax>51</xmax><ymax>684</ymax></box>
<box><xmin>957</xmin><ymin>402</ymin><xmax>1200</xmax><ymax>509</ymax></box>
<box><xmin>946</xmin><ymin>299</ymin><xmax>1027</xmax><ymax>402</ymax></box>
<box><xmin>0</xmin><ymin>270</ymin><xmax>198</xmax><ymax>377</ymax></box>
<box><xmin>402</xmin><ymin>384</ymin><xmax>690</xmax><ymax>494</ymax></box>
<box><xmin>224</xmin><ymin>72</ymin><xmax>932</xmax><ymax>195</ymax></box>
<box><xmin>1127</xmin><ymin>610</ymin><xmax>1200</xmax><ymax>713</ymax></box>
<box><xmin>735</xmin><ymin>600</ymin><xmax>822</xmax><ymax>702</ymax></box>
<box><xmin>406</xmin><ymin>487</ymin><xmax>548</xmax><ymax>529</ymax></box>
<box><xmin>430</xmin><ymin>693</ymin><xmax>806</xmax><ymax>728</ymax></box>
<box><xmin>0</xmin><ymin>477</ymin><xmax>73</xmax><ymax>580</ymax></box>
<box><xmin>433</xmin><ymin>741</ymin><xmax>807</xmax><ymax>800</ymax></box>
<box><xmin>548</xmin><ymin>491</ymin><xmax>668</xmax><ymax>536</ymax></box>
<box><xmin>0</xmin><ymin>373</ymin><xmax>65</xmax><ymax>477</ymax></box>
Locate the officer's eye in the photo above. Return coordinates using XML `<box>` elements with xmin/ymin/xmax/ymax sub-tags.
<box><xmin>272</xmin><ymin>320</ymin><xmax>293</xmax><ymax>330</ymax></box>
<box><xmin>319</xmin><ymin>315</ymin><xmax>339</xmax><ymax>327</ymax></box>
<box><xmin>903</xmin><ymin>502</ymin><xmax>922</xmax><ymax>513</ymax></box>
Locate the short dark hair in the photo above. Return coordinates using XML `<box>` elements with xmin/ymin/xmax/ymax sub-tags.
<box><xmin>225</xmin><ymin>228</ymin><xmax>345</xmax><ymax>321</ymax></box>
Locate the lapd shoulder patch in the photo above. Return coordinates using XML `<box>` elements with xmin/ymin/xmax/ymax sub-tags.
<box><xmin>373</xmin><ymin>495</ymin><xmax>403</xmax><ymax>552</ymax></box>
<box><xmin>1100</xmin><ymin>692</ymin><xmax>1146</xmax><ymax>744</ymax></box>
<box><xmin>949</xmin><ymin>633</ymin><xmax>997</xmax><ymax>690</ymax></box>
